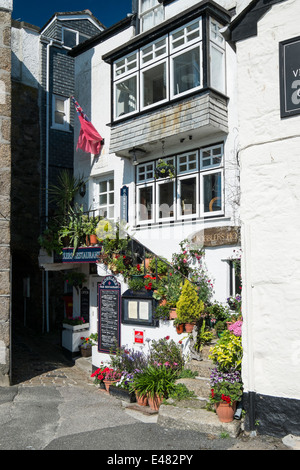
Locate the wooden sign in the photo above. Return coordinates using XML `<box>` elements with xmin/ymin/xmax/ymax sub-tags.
<box><xmin>191</xmin><ymin>226</ymin><xmax>240</xmax><ymax>247</ymax></box>
<box><xmin>98</xmin><ymin>276</ymin><xmax>121</xmax><ymax>353</ymax></box>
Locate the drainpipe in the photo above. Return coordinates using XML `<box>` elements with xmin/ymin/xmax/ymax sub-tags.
<box><xmin>242</xmin><ymin>222</ymin><xmax>256</xmax><ymax>435</ymax></box>
<box><xmin>44</xmin><ymin>38</ymin><xmax>53</xmax><ymax>333</ymax></box>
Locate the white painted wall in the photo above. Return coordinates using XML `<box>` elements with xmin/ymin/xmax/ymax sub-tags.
<box><xmin>236</xmin><ymin>0</ymin><xmax>300</xmax><ymax>399</ymax></box>
<box><xmin>11</xmin><ymin>25</ymin><xmax>40</xmax><ymax>88</ymax></box>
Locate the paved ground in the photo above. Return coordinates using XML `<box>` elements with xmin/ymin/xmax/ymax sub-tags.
<box><xmin>2</xmin><ymin>323</ymin><xmax>291</xmax><ymax>451</ymax></box>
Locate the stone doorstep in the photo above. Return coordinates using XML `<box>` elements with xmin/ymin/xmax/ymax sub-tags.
<box><xmin>157</xmin><ymin>404</ymin><xmax>241</xmax><ymax>439</ymax></box>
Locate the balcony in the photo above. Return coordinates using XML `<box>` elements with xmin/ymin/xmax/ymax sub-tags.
<box><xmin>110</xmin><ymin>90</ymin><xmax>228</xmax><ymax>158</ymax></box>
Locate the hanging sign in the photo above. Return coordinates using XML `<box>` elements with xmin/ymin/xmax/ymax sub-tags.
<box><xmin>62</xmin><ymin>246</ymin><xmax>102</xmax><ymax>263</ymax></box>
<box><xmin>279</xmin><ymin>36</ymin><xmax>300</xmax><ymax>118</ymax></box>
<box><xmin>98</xmin><ymin>276</ymin><xmax>121</xmax><ymax>353</ymax></box>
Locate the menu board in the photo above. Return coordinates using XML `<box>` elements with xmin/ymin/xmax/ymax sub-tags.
<box><xmin>98</xmin><ymin>276</ymin><xmax>121</xmax><ymax>353</ymax></box>
<box><xmin>80</xmin><ymin>287</ymin><xmax>90</xmax><ymax>323</ymax></box>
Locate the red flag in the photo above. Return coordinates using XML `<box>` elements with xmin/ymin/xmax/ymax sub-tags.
<box><xmin>72</xmin><ymin>97</ymin><xmax>103</xmax><ymax>155</ymax></box>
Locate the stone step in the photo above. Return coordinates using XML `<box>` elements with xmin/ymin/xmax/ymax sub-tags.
<box><xmin>176</xmin><ymin>377</ymin><xmax>211</xmax><ymax>400</ymax></box>
<box><xmin>157</xmin><ymin>404</ymin><xmax>241</xmax><ymax>438</ymax></box>
<box><xmin>184</xmin><ymin>359</ymin><xmax>213</xmax><ymax>378</ymax></box>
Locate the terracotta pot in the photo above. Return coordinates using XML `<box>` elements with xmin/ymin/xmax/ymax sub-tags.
<box><xmin>185</xmin><ymin>323</ymin><xmax>195</xmax><ymax>333</ymax></box>
<box><xmin>215</xmin><ymin>401</ymin><xmax>236</xmax><ymax>422</ymax></box>
<box><xmin>89</xmin><ymin>234</ymin><xmax>98</xmax><ymax>245</ymax></box>
<box><xmin>175</xmin><ymin>323</ymin><xmax>184</xmax><ymax>334</ymax></box>
<box><xmin>169</xmin><ymin>308</ymin><xmax>177</xmax><ymax>320</ymax></box>
<box><xmin>103</xmin><ymin>379</ymin><xmax>117</xmax><ymax>393</ymax></box>
<box><xmin>147</xmin><ymin>393</ymin><xmax>163</xmax><ymax>411</ymax></box>
<box><xmin>135</xmin><ymin>393</ymin><xmax>148</xmax><ymax>406</ymax></box>
<box><xmin>159</xmin><ymin>298</ymin><xmax>167</xmax><ymax>306</ymax></box>
<box><xmin>144</xmin><ymin>258</ymin><xmax>152</xmax><ymax>270</ymax></box>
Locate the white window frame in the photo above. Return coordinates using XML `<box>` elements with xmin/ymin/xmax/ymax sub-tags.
<box><xmin>114</xmin><ymin>72</ymin><xmax>139</xmax><ymax>120</ymax></box>
<box><xmin>140</xmin><ymin>59</ymin><xmax>169</xmax><ymax>110</ymax></box>
<box><xmin>139</xmin><ymin>0</ymin><xmax>165</xmax><ymax>33</ymax></box>
<box><xmin>51</xmin><ymin>94</ymin><xmax>70</xmax><ymax>131</ymax></box>
<box><xmin>136</xmin><ymin>182</ymin><xmax>155</xmax><ymax>225</ymax></box>
<box><xmin>177</xmin><ymin>150</ymin><xmax>199</xmax><ymax>175</ymax></box>
<box><xmin>114</xmin><ymin>51</ymin><xmax>139</xmax><ymax>80</ymax></box>
<box><xmin>177</xmin><ymin>173</ymin><xmax>199</xmax><ymax>220</ymax></box>
<box><xmin>170</xmin><ymin>18</ymin><xmax>202</xmax><ymax>54</ymax></box>
<box><xmin>140</xmin><ymin>36</ymin><xmax>168</xmax><ymax>68</ymax></box>
<box><xmin>95</xmin><ymin>175</ymin><xmax>115</xmax><ymax>220</ymax></box>
<box><xmin>62</xmin><ymin>27</ymin><xmax>89</xmax><ymax>49</ymax></box>
<box><xmin>200</xmin><ymin>144</ymin><xmax>223</xmax><ymax>170</ymax></box>
<box><xmin>156</xmin><ymin>178</ymin><xmax>176</xmax><ymax>222</ymax></box>
<box><xmin>200</xmin><ymin>168</ymin><xmax>224</xmax><ymax>217</ymax></box>
<box><xmin>137</xmin><ymin>161</ymin><xmax>155</xmax><ymax>183</ymax></box>
<box><xmin>170</xmin><ymin>43</ymin><xmax>203</xmax><ymax>99</ymax></box>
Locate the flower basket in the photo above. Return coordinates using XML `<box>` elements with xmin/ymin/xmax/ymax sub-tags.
<box><xmin>80</xmin><ymin>345</ymin><xmax>92</xmax><ymax>357</ymax></box>
<box><xmin>215</xmin><ymin>401</ymin><xmax>236</xmax><ymax>423</ymax></box>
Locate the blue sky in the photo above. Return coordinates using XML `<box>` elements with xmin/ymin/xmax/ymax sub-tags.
<box><xmin>12</xmin><ymin>0</ymin><xmax>133</xmax><ymax>29</ymax></box>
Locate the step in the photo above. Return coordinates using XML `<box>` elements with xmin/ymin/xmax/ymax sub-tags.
<box><xmin>184</xmin><ymin>359</ymin><xmax>213</xmax><ymax>378</ymax></box>
<box><xmin>176</xmin><ymin>377</ymin><xmax>211</xmax><ymax>400</ymax></box>
<box><xmin>157</xmin><ymin>404</ymin><xmax>241</xmax><ymax>438</ymax></box>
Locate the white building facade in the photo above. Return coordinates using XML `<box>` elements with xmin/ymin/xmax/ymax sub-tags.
<box><xmin>69</xmin><ymin>0</ymin><xmax>241</xmax><ymax>373</ymax></box>
<box><xmin>228</xmin><ymin>0</ymin><xmax>300</xmax><ymax>436</ymax></box>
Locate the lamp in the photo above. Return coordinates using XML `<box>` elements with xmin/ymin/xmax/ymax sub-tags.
<box><xmin>79</xmin><ymin>182</ymin><xmax>86</xmax><ymax>197</ymax></box>
<box><xmin>129</xmin><ymin>147</ymin><xmax>146</xmax><ymax>166</ymax></box>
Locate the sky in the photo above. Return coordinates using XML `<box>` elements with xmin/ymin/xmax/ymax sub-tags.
<box><xmin>12</xmin><ymin>0</ymin><xmax>133</xmax><ymax>29</ymax></box>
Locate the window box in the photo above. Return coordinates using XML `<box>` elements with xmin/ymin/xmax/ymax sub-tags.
<box><xmin>62</xmin><ymin>322</ymin><xmax>90</xmax><ymax>354</ymax></box>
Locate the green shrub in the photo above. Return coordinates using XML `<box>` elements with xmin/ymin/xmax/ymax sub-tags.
<box><xmin>209</xmin><ymin>330</ymin><xmax>242</xmax><ymax>372</ymax></box>
<box><xmin>176</xmin><ymin>280</ymin><xmax>204</xmax><ymax>323</ymax></box>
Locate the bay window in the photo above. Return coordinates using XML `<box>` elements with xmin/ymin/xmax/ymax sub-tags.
<box><xmin>112</xmin><ymin>14</ymin><xmax>225</xmax><ymax>121</ymax></box>
<box><xmin>136</xmin><ymin>144</ymin><xmax>224</xmax><ymax>225</ymax></box>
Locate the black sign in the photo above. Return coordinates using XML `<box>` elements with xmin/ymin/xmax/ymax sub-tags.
<box><xmin>80</xmin><ymin>287</ymin><xmax>90</xmax><ymax>323</ymax></box>
<box><xmin>280</xmin><ymin>36</ymin><xmax>300</xmax><ymax>118</ymax></box>
<box><xmin>98</xmin><ymin>276</ymin><xmax>121</xmax><ymax>353</ymax></box>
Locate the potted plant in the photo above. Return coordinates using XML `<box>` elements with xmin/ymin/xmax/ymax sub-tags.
<box><xmin>129</xmin><ymin>264</ymin><xmax>144</xmax><ymax>279</ymax></box>
<box><xmin>210</xmin><ymin>380</ymin><xmax>243</xmax><ymax>422</ymax></box>
<box><xmin>173</xmin><ymin>318</ymin><xmax>185</xmax><ymax>335</ymax></box>
<box><xmin>130</xmin><ymin>365</ymin><xmax>178</xmax><ymax>411</ymax></box>
<box><xmin>102</xmin><ymin>368</ymin><xmax>123</xmax><ymax>392</ymax></box>
<box><xmin>79</xmin><ymin>335</ymin><xmax>96</xmax><ymax>357</ymax></box>
<box><xmin>155</xmin><ymin>159</ymin><xmax>176</xmax><ymax>180</ymax></box>
<box><xmin>82</xmin><ymin>215</ymin><xmax>100</xmax><ymax>245</ymax></box>
<box><xmin>176</xmin><ymin>279</ymin><xmax>204</xmax><ymax>332</ymax></box>
<box><xmin>149</xmin><ymin>257</ymin><xmax>169</xmax><ymax>277</ymax></box>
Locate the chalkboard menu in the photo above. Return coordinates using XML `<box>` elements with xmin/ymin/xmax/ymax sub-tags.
<box><xmin>80</xmin><ymin>287</ymin><xmax>90</xmax><ymax>323</ymax></box>
<box><xmin>98</xmin><ymin>276</ymin><xmax>121</xmax><ymax>353</ymax></box>
<box><xmin>280</xmin><ymin>36</ymin><xmax>300</xmax><ymax>118</ymax></box>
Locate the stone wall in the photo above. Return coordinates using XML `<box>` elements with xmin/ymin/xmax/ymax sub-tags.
<box><xmin>0</xmin><ymin>4</ymin><xmax>12</xmax><ymax>386</ymax></box>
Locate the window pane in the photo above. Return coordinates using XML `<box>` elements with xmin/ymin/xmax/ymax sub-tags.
<box><xmin>139</xmin><ymin>186</ymin><xmax>153</xmax><ymax>221</ymax></box>
<box><xmin>99</xmin><ymin>181</ymin><xmax>107</xmax><ymax>193</ymax></box>
<box><xmin>115</xmin><ymin>76</ymin><xmax>137</xmax><ymax>117</ymax></box>
<box><xmin>143</xmin><ymin>62</ymin><xmax>166</xmax><ymax>107</ymax></box>
<box><xmin>100</xmin><ymin>194</ymin><xmax>107</xmax><ymax>205</ymax></box>
<box><xmin>203</xmin><ymin>172</ymin><xmax>222</xmax><ymax>213</ymax></box>
<box><xmin>109</xmin><ymin>179</ymin><xmax>114</xmax><ymax>191</ymax></box>
<box><xmin>173</xmin><ymin>47</ymin><xmax>200</xmax><ymax>96</ymax></box>
<box><xmin>180</xmin><ymin>177</ymin><xmax>197</xmax><ymax>215</ymax></box>
<box><xmin>158</xmin><ymin>182</ymin><xmax>174</xmax><ymax>219</ymax></box>
<box><xmin>64</xmin><ymin>30</ymin><xmax>77</xmax><ymax>48</ymax></box>
<box><xmin>210</xmin><ymin>45</ymin><xmax>225</xmax><ymax>93</ymax></box>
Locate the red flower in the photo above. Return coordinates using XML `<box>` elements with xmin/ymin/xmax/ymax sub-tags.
<box><xmin>165</xmin><ymin>336</ymin><xmax>170</xmax><ymax>340</ymax></box>
<box><xmin>211</xmin><ymin>389</ymin><xmax>215</xmax><ymax>398</ymax></box>
<box><xmin>137</xmin><ymin>264</ymin><xmax>141</xmax><ymax>271</ymax></box>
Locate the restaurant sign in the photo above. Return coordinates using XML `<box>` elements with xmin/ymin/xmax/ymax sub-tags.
<box><xmin>280</xmin><ymin>36</ymin><xmax>300</xmax><ymax>118</ymax></box>
<box><xmin>62</xmin><ymin>246</ymin><xmax>102</xmax><ymax>263</ymax></box>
